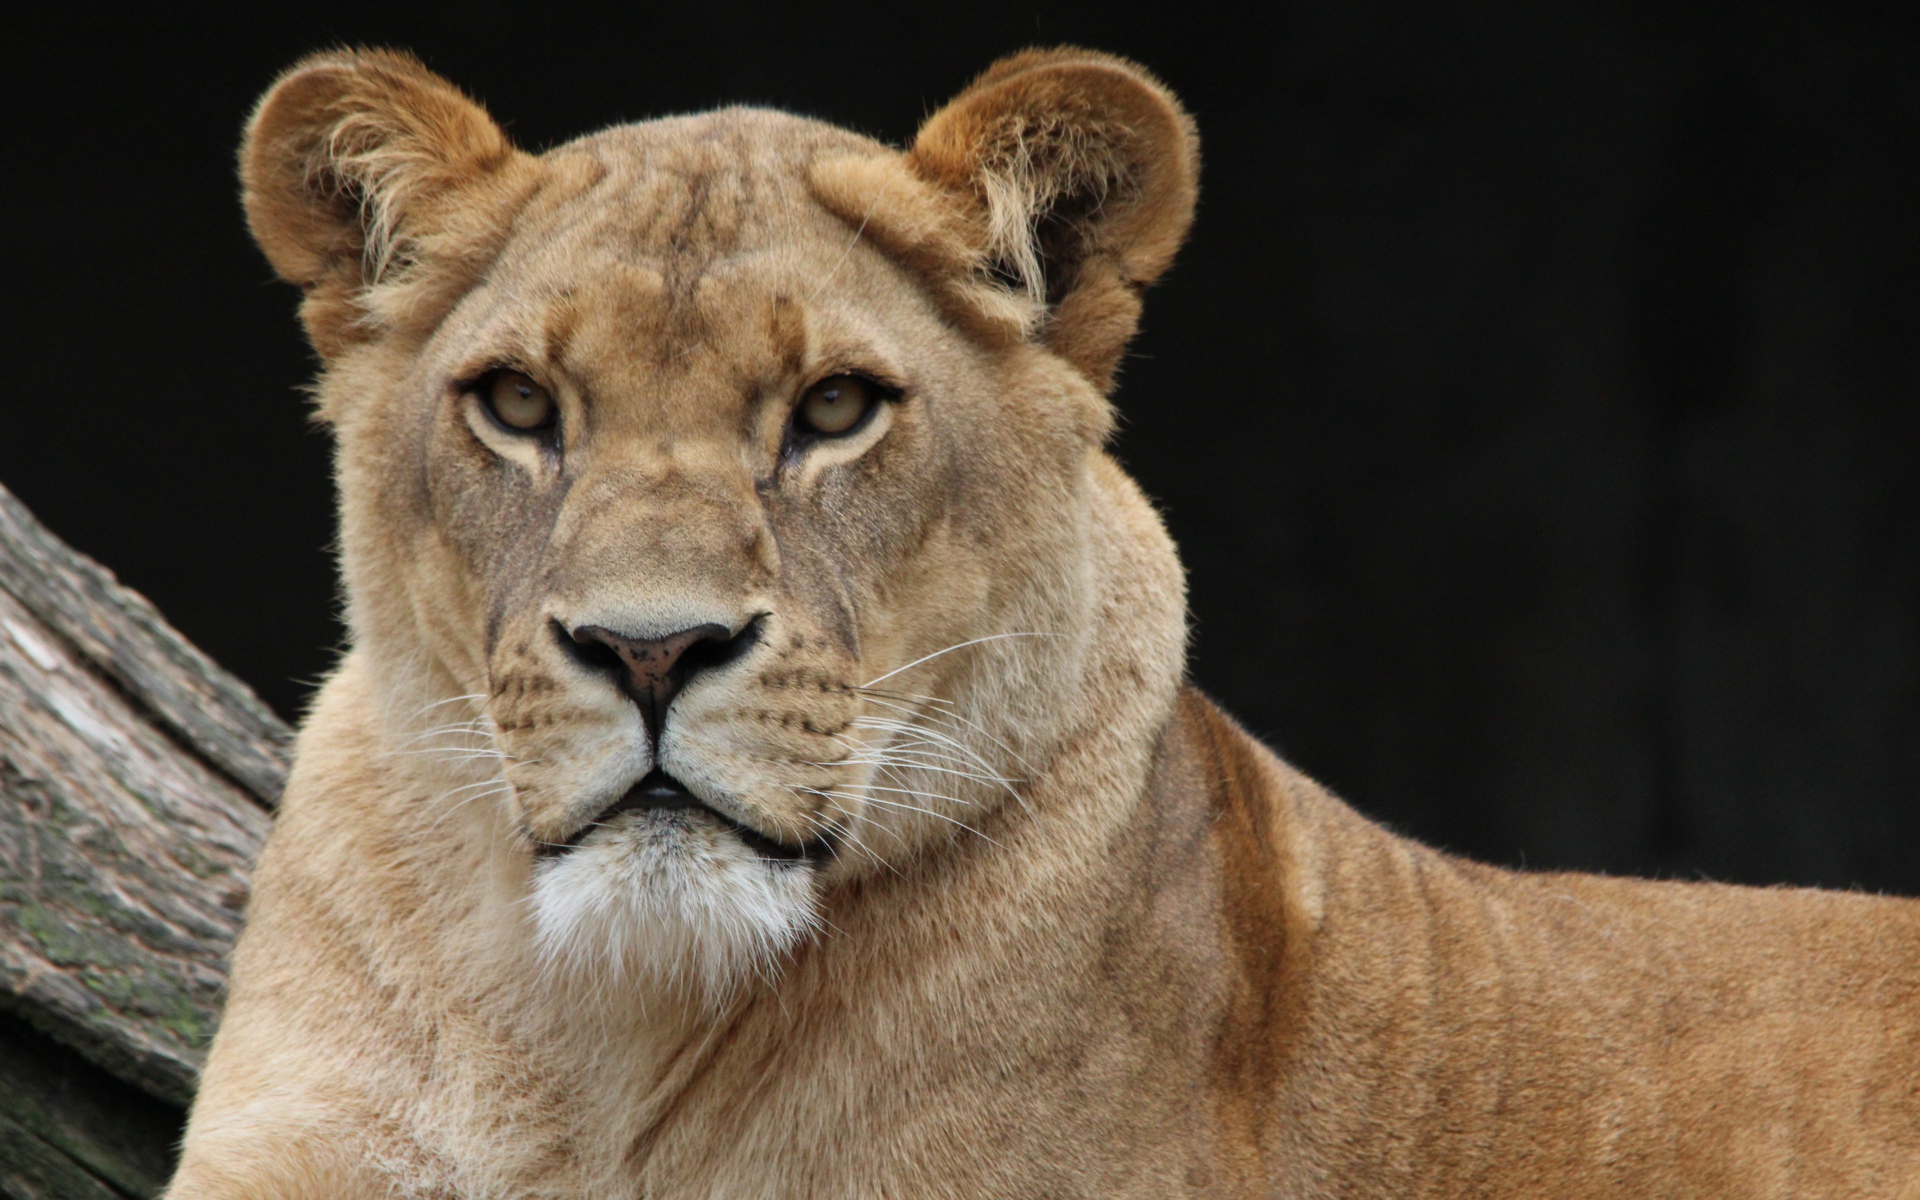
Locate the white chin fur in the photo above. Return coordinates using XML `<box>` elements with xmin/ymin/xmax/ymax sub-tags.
<box><xmin>530</xmin><ymin>808</ymin><xmax>818</xmax><ymax>1007</ymax></box>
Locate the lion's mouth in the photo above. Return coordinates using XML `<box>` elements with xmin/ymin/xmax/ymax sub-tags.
<box><xmin>541</xmin><ymin>770</ymin><xmax>822</xmax><ymax>864</ymax></box>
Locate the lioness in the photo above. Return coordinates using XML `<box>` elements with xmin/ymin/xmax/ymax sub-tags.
<box><xmin>168</xmin><ymin>47</ymin><xmax>1920</xmax><ymax>1198</ymax></box>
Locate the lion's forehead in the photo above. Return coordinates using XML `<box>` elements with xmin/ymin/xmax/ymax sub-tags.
<box><xmin>443</xmin><ymin>110</ymin><xmax>909</xmax><ymax>403</ymax></box>
<box><xmin>518</xmin><ymin>108</ymin><xmax>883</xmax><ymax>273</ymax></box>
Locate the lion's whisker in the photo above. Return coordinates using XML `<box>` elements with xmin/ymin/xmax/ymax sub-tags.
<box><xmin>424</xmin><ymin>781</ymin><xmax>513</xmax><ymax>831</ymax></box>
<box><xmin>439</xmin><ymin>777</ymin><xmax>512</xmax><ymax>798</ymax></box>
<box><xmin>856</xmin><ymin>693</ymin><xmax>1038</xmax><ymax>779</ymax></box>
<box><xmin>814</xmin><ymin>757</ymin><xmax>1016</xmax><ymax>787</ymax></box>
<box><xmin>799</xmin><ymin>805</ymin><xmax>900</xmax><ymax>874</ymax></box>
<box><xmin>848</xmin><ymin>715</ymin><xmax>1012</xmax><ymax>787</ymax></box>
<box><xmin>844</xmin><ymin>780</ymin><xmax>977</xmax><ymax>808</ymax></box>
<box><xmin>800</xmin><ymin>786</ymin><xmax>1001</xmax><ymax>846</ymax></box>
<box><xmin>394</xmin><ymin>748</ymin><xmax>509</xmax><ymax>763</ymax></box>
<box><xmin>858</xmin><ymin>631</ymin><xmax>1056</xmax><ymax>689</ymax></box>
<box><xmin>822</xmin><ymin>721</ymin><xmax>1024</xmax><ymax>810</ymax></box>
<box><xmin>400</xmin><ymin>691</ymin><xmax>489</xmax><ymax>720</ymax></box>
<box><xmin>391</xmin><ymin>722</ymin><xmax>492</xmax><ymax>742</ymax></box>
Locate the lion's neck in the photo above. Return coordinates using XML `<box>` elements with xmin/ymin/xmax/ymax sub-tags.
<box><xmin>604</xmin><ymin>453</ymin><xmax>1204</xmax><ymax>1183</ymax></box>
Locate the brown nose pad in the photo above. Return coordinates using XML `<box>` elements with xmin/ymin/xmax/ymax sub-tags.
<box><xmin>566</xmin><ymin>622</ymin><xmax>739</xmax><ymax>741</ymax></box>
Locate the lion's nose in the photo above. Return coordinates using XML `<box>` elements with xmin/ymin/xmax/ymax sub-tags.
<box><xmin>565</xmin><ymin>621</ymin><xmax>750</xmax><ymax>740</ymax></box>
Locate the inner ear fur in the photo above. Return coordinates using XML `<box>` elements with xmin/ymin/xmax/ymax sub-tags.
<box><xmin>240</xmin><ymin>49</ymin><xmax>537</xmax><ymax>358</ymax></box>
<box><xmin>907</xmin><ymin>48</ymin><xmax>1200</xmax><ymax>392</ymax></box>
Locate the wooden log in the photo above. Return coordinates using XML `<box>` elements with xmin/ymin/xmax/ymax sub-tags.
<box><xmin>0</xmin><ymin>486</ymin><xmax>291</xmax><ymax>805</ymax></box>
<box><xmin>0</xmin><ymin>481</ymin><xmax>292</xmax><ymax>1195</ymax></box>
<box><xmin>0</xmin><ymin>1009</ymin><xmax>179</xmax><ymax>1199</ymax></box>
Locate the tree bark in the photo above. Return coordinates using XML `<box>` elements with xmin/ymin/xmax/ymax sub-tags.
<box><xmin>0</xmin><ymin>482</ymin><xmax>289</xmax><ymax>1197</ymax></box>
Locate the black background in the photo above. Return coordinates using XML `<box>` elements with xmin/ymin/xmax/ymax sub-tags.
<box><xmin>7</xmin><ymin>2</ymin><xmax>1918</xmax><ymax>891</ymax></box>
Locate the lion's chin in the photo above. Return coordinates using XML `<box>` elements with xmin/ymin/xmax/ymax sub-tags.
<box><xmin>529</xmin><ymin>808</ymin><xmax>819</xmax><ymax>1008</ymax></box>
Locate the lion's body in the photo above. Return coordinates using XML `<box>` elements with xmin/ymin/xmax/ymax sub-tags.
<box><xmin>168</xmin><ymin>48</ymin><xmax>1920</xmax><ymax>1199</ymax></box>
<box><xmin>1167</xmin><ymin>692</ymin><xmax>1920</xmax><ymax>1196</ymax></box>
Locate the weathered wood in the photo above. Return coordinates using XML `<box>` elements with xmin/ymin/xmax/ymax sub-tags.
<box><xmin>0</xmin><ymin>1117</ymin><xmax>121</xmax><ymax>1200</ymax></box>
<box><xmin>0</xmin><ymin>484</ymin><xmax>292</xmax><ymax>807</ymax></box>
<box><xmin>0</xmin><ymin>576</ymin><xmax>271</xmax><ymax>1105</ymax></box>
<box><xmin>0</xmin><ymin>480</ymin><xmax>286</xmax><ymax>1138</ymax></box>
<box><xmin>0</xmin><ymin>1010</ymin><xmax>178</xmax><ymax>1198</ymax></box>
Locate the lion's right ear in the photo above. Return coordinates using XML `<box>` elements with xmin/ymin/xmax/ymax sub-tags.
<box><xmin>240</xmin><ymin>49</ymin><xmax>536</xmax><ymax>357</ymax></box>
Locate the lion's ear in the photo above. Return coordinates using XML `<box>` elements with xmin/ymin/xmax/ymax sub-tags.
<box><xmin>240</xmin><ymin>49</ymin><xmax>535</xmax><ymax>357</ymax></box>
<box><xmin>906</xmin><ymin>48</ymin><xmax>1199</xmax><ymax>392</ymax></box>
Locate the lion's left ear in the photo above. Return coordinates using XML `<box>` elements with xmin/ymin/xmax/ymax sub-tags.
<box><xmin>907</xmin><ymin>48</ymin><xmax>1199</xmax><ymax>392</ymax></box>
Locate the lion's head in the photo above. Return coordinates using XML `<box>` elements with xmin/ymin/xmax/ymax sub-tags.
<box><xmin>241</xmin><ymin>48</ymin><xmax>1196</xmax><ymax>1003</ymax></box>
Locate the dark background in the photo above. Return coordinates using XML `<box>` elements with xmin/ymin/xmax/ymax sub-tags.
<box><xmin>7</xmin><ymin>2</ymin><xmax>1918</xmax><ymax>892</ymax></box>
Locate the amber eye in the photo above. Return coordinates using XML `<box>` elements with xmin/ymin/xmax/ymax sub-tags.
<box><xmin>796</xmin><ymin>375</ymin><xmax>877</xmax><ymax>437</ymax></box>
<box><xmin>482</xmin><ymin>371</ymin><xmax>555</xmax><ymax>433</ymax></box>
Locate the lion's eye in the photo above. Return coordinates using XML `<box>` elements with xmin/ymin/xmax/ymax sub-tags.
<box><xmin>796</xmin><ymin>375</ymin><xmax>876</xmax><ymax>437</ymax></box>
<box><xmin>483</xmin><ymin>371</ymin><xmax>555</xmax><ymax>433</ymax></box>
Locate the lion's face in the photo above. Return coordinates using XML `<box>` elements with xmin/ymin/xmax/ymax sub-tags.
<box><xmin>243</xmin><ymin>51</ymin><xmax>1195</xmax><ymax>1001</ymax></box>
<box><xmin>367</xmin><ymin>113</ymin><xmax>1101</xmax><ymax>995</ymax></box>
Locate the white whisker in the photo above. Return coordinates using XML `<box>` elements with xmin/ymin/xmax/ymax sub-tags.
<box><xmin>800</xmin><ymin>787</ymin><xmax>1001</xmax><ymax>846</ymax></box>
<box><xmin>806</xmin><ymin>168</ymin><xmax>894</xmax><ymax>306</ymax></box>
<box><xmin>401</xmin><ymin>691</ymin><xmax>488</xmax><ymax>720</ymax></box>
<box><xmin>858</xmin><ymin>631</ymin><xmax>1055</xmax><ymax>689</ymax></box>
<box><xmin>856</xmin><ymin>694</ymin><xmax>1038</xmax><ymax>780</ymax></box>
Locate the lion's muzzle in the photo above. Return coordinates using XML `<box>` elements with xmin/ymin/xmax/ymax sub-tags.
<box><xmin>539</xmin><ymin>768</ymin><xmax>828</xmax><ymax>863</ymax></box>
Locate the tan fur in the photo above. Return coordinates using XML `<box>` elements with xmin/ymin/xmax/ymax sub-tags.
<box><xmin>169</xmin><ymin>48</ymin><xmax>1920</xmax><ymax>1198</ymax></box>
